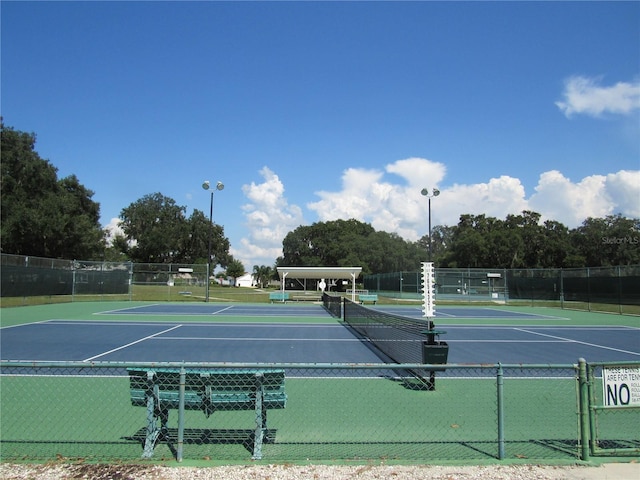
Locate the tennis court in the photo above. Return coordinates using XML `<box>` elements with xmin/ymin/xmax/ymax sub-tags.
<box><xmin>2</xmin><ymin>303</ymin><xmax>638</xmax><ymax>365</ymax></box>
<box><xmin>1</xmin><ymin>301</ymin><xmax>638</xmax><ymax>463</ymax></box>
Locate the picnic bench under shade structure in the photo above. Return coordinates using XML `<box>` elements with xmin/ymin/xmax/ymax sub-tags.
<box><xmin>276</xmin><ymin>266</ymin><xmax>362</xmax><ymax>302</ymax></box>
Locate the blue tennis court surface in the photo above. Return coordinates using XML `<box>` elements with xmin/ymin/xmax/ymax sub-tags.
<box><xmin>2</xmin><ymin>318</ymin><xmax>638</xmax><ymax>365</ymax></box>
<box><xmin>99</xmin><ymin>303</ymin><xmax>566</xmax><ymax>320</ymax></box>
<box><xmin>375</xmin><ymin>305</ymin><xmax>567</xmax><ymax>320</ymax></box>
<box><xmin>99</xmin><ymin>304</ymin><xmax>335</xmax><ymax>317</ymax></box>
<box><xmin>1</xmin><ymin>321</ymin><xmax>378</xmax><ymax>363</ymax></box>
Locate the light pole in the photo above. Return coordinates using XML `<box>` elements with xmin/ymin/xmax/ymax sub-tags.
<box><xmin>421</xmin><ymin>188</ymin><xmax>440</xmax><ymax>262</ymax></box>
<box><xmin>202</xmin><ymin>180</ymin><xmax>224</xmax><ymax>302</ymax></box>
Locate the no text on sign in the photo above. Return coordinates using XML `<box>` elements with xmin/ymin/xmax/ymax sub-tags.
<box><xmin>602</xmin><ymin>366</ymin><xmax>640</xmax><ymax>408</ymax></box>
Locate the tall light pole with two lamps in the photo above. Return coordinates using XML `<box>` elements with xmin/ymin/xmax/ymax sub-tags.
<box><xmin>420</xmin><ymin>187</ymin><xmax>440</xmax><ymax>262</ymax></box>
<box><xmin>202</xmin><ymin>180</ymin><xmax>224</xmax><ymax>302</ymax></box>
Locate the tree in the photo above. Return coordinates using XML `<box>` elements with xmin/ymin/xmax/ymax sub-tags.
<box><xmin>54</xmin><ymin>174</ymin><xmax>105</xmax><ymax>259</ymax></box>
<box><xmin>253</xmin><ymin>264</ymin><xmax>273</xmax><ymax>288</ymax></box>
<box><xmin>418</xmin><ymin>225</ymin><xmax>455</xmax><ymax>266</ymax></box>
<box><xmin>278</xmin><ymin>219</ymin><xmax>424</xmax><ymax>275</ymax></box>
<box><xmin>226</xmin><ymin>258</ymin><xmax>245</xmax><ymax>286</ymax></box>
<box><xmin>446</xmin><ymin>214</ymin><xmax>493</xmax><ymax>268</ymax></box>
<box><xmin>119</xmin><ymin>193</ymin><xmax>187</xmax><ymax>263</ymax></box>
<box><xmin>436</xmin><ymin>211</ymin><xmax>639</xmax><ymax>269</ymax></box>
<box><xmin>572</xmin><ymin>215</ymin><xmax>640</xmax><ymax>266</ymax></box>
<box><xmin>540</xmin><ymin>220</ymin><xmax>577</xmax><ymax>267</ymax></box>
<box><xmin>118</xmin><ymin>193</ymin><xmax>230</xmax><ymax>264</ymax></box>
<box><xmin>1</xmin><ymin>121</ymin><xmax>105</xmax><ymax>259</ymax></box>
<box><xmin>181</xmin><ymin>209</ymin><xmax>229</xmax><ymax>266</ymax></box>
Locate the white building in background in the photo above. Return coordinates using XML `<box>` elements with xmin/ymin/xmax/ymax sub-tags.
<box><xmin>235</xmin><ymin>273</ymin><xmax>257</xmax><ymax>288</ymax></box>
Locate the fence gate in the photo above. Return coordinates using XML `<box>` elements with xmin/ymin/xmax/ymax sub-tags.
<box><xmin>585</xmin><ymin>361</ymin><xmax>640</xmax><ymax>457</ymax></box>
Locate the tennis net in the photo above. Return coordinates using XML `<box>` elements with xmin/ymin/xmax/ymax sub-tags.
<box><xmin>343</xmin><ymin>298</ymin><xmax>433</xmax><ymax>364</ymax></box>
<box><xmin>322</xmin><ymin>292</ymin><xmax>342</xmax><ymax>318</ymax></box>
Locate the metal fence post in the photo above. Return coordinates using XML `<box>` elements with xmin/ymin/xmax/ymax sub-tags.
<box><xmin>577</xmin><ymin>358</ymin><xmax>590</xmax><ymax>461</ymax></box>
<box><xmin>496</xmin><ymin>363</ymin><xmax>505</xmax><ymax>460</ymax></box>
<box><xmin>177</xmin><ymin>366</ymin><xmax>186</xmax><ymax>462</ymax></box>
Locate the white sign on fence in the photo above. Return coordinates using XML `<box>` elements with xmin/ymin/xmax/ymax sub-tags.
<box><xmin>602</xmin><ymin>366</ymin><xmax>640</xmax><ymax>408</ymax></box>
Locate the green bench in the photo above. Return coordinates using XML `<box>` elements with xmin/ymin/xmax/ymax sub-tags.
<box><xmin>269</xmin><ymin>291</ymin><xmax>289</xmax><ymax>303</ymax></box>
<box><xmin>292</xmin><ymin>294</ymin><xmax>322</xmax><ymax>302</ymax></box>
<box><xmin>358</xmin><ymin>294</ymin><xmax>378</xmax><ymax>304</ymax></box>
<box><xmin>128</xmin><ymin>368</ymin><xmax>287</xmax><ymax>460</ymax></box>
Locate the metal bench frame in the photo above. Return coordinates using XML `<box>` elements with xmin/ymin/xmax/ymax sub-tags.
<box><xmin>128</xmin><ymin>368</ymin><xmax>286</xmax><ymax>460</ymax></box>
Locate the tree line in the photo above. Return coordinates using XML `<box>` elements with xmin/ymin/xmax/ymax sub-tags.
<box><xmin>3</xmin><ymin>121</ymin><xmax>639</xmax><ymax>277</ymax></box>
<box><xmin>276</xmin><ymin>214</ymin><xmax>639</xmax><ymax>275</ymax></box>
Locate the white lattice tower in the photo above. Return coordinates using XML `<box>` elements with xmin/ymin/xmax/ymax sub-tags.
<box><xmin>422</xmin><ymin>262</ymin><xmax>436</xmax><ymax>318</ymax></box>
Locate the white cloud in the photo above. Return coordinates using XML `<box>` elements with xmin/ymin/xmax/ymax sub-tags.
<box><xmin>556</xmin><ymin>75</ymin><xmax>640</xmax><ymax>118</ymax></box>
<box><xmin>307</xmin><ymin>157</ymin><xmax>447</xmax><ymax>231</ymax></box>
<box><xmin>605</xmin><ymin>170</ymin><xmax>640</xmax><ymax>218</ymax></box>
<box><xmin>385</xmin><ymin>156</ymin><xmax>446</xmax><ymax>188</ymax></box>
<box><xmin>104</xmin><ymin>217</ymin><xmax>124</xmax><ymax>246</ymax></box>
<box><xmin>307</xmin><ymin>159</ymin><xmax>531</xmax><ymax>241</ymax></box>
<box><xmin>232</xmin><ymin>166</ymin><xmax>305</xmax><ymax>268</ymax></box>
<box><xmin>308</xmin><ymin>158</ymin><xmax>639</xmax><ymax>240</ymax></box>
<box><xmin>308</xmin><ymin>167</ymin><xmax>387</xmax><ymax>222</ymax></box>
<box><xmin>236</xmin><ymin>159</ymin><xmax>640</xmax><ymax>267</ymax></box>
<box><xmin>528</xmin><ymin>170</ymin><xmax>610</xmax><ymax>225</ymax></box>
<box><xmin>441</xmin><ymin>176</ymin><xmax>529</xmax><ymax>226</ymax></box>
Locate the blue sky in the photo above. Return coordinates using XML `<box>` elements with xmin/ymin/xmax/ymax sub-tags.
<box><xmin>2</xmin><ymin>1</ymin><xmax>639</xmax><ymax>269</ymax></box>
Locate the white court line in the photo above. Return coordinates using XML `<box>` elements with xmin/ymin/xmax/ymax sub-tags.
<box><xmin>42</xmin><ymin>320</ymin><xmax>342</xmax><ymax>328</ymax></box>
<box><xmin>83</xmin><ymin>324</ymin><xmax>183</xmax><ymax>362</ymax></box>
<box><xmin>445</xmin><ymin>339</ymin><xmax>570</xmax><ymax>343</ymax></box>
<box><xmin>96</xmin><ymin>303</ymin><xmax>163</xmax><ymax>315</ymax></box>
<box><xmin>0</xmin><ymin>319</ymin><xmax>55</xmax><ymax>329</ymax></box>
<box><xmin>515</xmin><ymin>328</ymin><xmax>640</xmax><ymax>356</ymax></box>
<box><xmin>432</xmin><ymin>310</ymin><xmax>457</xmax><ymax>318</ymax></box>
<box><xmin>211</xmin><ymin>306</ymin><xmax>235</xmax><ymax>314</ymax></box>
<box><xmin>154</xmin><ymin>336</ymin><xmax>362</xmax><ymax>342</ymax></box>
<box><xmin>482</xmin><ymin>307</ymin><xmax>569</xmax><ymax>320</ymax></box>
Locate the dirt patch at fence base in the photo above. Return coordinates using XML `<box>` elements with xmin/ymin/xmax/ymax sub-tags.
<box><xmin>1</xmin><ymin>462</ymin><xmax>639</xmax><ymax>480</ymax></box>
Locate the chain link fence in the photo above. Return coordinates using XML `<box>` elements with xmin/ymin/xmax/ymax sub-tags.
<box><xmin>584</xmin><ymin>362</ymin><xmax>640</xmax><ymax>457</ymax></box>
<box><xmin>3</xmin><ymin>361</ymin><xmax>635</xmax><ymax>463</ymax></box>
<box><xmin>131</xmin><ymin>263</ymin><xmax>209</xmax><ymax>302</ymax></box>
<box><xmin>1</xmin><ymin>254</ymin><xmax>212</xmax><ymax>304</ymax></box>
<box><xmin>363</xmin><ymin>266</ymin><xmax>640</xmax><ymax>314</ymax></box>
<box><xmin>3</xmin><ymin>254</ymin><xmax>639</xmax><ymax>314</ymax></box>
<box><xmin>1</xmin><ymin>254</ymin><xmax>133</xmax><ymax>303</ymax></box>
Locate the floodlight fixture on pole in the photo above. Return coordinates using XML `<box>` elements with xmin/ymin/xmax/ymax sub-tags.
<box><xmin>202</xmin><ymin>180</ymin><xmax>224</xmax><ymax>302</ymax></box>
<box><xmin>421</xmin><ymin>188</ymin><xmax>440</xmax><ymax>262</ymax></box>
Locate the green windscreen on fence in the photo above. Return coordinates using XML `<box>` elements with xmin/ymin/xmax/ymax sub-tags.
<box><xmin>363</xmin><ymin>265</ymin><xmax>640</xmax><ymax>307</ymax></box>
